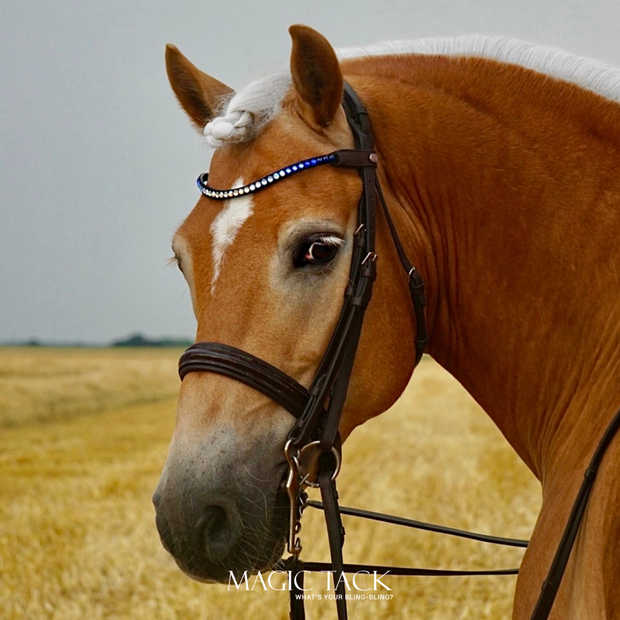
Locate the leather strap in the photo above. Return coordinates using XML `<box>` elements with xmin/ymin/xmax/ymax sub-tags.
<box><xmin>288</xmin><ymin>556</ymin><xmax>306</xmax><ymax>620</ymax></box>
<box><xmin>179</xmin><ymin>342</ymin><xmax>310</xmax><ymax>419</ymax></box>
<box><xmin>319</xmin><ymin>463</ymin><xmax>348</xmax><ymax>620</ymax></box>
<box><xmin>306</xmin><ymin>500</ymin><xmax>528</xmax><ymax>548</ymax></box>
<box><xmin>530</xmin><ymin>403</ymin><xmax>620</xmax><ymax>620</ymax></box>
<box><xmin>375</xmin><ymin>180</ymin><xmax>428</xmax><ymax>365</ymax></box>
<box><xmin>286</xmin><ymin>84</ymin><xmax>381</xmax><ymax>453</ymax></box>
<box><xmin>295</xmin><ymin>562</ymin><xmax>520</xmax><ymax>578</ymax></box>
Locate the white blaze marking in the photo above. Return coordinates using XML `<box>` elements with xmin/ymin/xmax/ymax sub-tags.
<box><xmin>210</xmin><ymin>178</ymin><xmax>254</xmax><ymax>294</ymax></box>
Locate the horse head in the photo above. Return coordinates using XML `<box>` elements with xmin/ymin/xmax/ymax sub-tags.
<box><xmin>152</xmin><ymin>26</ymin><xmax>417</xmax><ymax>583</ymax></box>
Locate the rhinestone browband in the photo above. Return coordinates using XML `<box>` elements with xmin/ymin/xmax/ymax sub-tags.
<box><xmin>196</xmin><ymin>153</ymin><xmax>338</xmax><ymax>200</ymax></box>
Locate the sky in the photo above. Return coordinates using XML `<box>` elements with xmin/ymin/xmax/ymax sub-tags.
<box><xmin>1</xmin><ymin>0</ymin><xmax>619</xmax><ymax>343</ymax></box>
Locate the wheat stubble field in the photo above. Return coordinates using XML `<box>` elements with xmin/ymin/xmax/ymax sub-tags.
<box><xmin>0</xmin><ymin>347</ymin><xmax>540</xmax><ymax>619</ymax></box>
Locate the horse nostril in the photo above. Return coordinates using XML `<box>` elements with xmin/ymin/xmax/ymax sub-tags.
<box><xmin>202</xmin><ymin>505</ymin><xmax>228</xmax><ymax>544</ymax></box>
<box><xmin>195</xmin><ymin>503</ymin><xmax>242</xmax><ymax>562</ymax></box>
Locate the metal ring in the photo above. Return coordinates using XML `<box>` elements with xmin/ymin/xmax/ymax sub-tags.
<box><xmin>298</xmin><ymin>440</ymin><xmax>342</xmax><ymax>485</ymax></box>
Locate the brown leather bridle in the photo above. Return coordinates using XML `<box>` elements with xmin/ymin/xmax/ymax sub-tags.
<box><xmin>176</xmin><ymin>83</ymin><xmax>620</xmax><ymax>620</ymax></box>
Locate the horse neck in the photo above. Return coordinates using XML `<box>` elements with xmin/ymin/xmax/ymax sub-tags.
<box><xmin>347</xmin><ymin>55</ymin><xmax>620</xmax><ymax>481</ymax></box>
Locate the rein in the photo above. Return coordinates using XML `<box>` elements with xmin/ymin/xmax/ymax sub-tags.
<box><xmin>178</xmin><ymin>83</ymin><xmax>620</xmax><ymax>620</ymax></box>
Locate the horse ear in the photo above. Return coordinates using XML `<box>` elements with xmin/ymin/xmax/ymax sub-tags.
<box><xmin>289</xmin><ymin>25</ymin><xmax>343</xmax><ymax>128</ymax></box>
<box><xmin>165</xmin><ymin>44</ymin><xmax>234</xmax><ymax>131</ymax></box>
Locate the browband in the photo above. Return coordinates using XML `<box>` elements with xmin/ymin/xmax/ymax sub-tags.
<box><xmin>197</xmin><ymin>150</ymin><xmax>377</xmax><ymax>200</ymax></box>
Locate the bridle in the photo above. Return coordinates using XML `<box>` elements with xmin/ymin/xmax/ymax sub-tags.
<box><xmin>176</xmin><ymin>84</ymin><xmax>620</xmax><ymax>620</ymax></box>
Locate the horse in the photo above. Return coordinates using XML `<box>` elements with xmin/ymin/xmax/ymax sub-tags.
<box><xmin>152</xmin><ymin>25</ymin><xmax>620</xmax><ymax>619</ymax></box>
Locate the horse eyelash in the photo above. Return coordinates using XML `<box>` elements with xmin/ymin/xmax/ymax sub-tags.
<box><xmin>168</xmin><ymin>255</ymin><xmax>185</xmax><ymax>274</ymax></box>
<box><xmin>315</xmin><ymin>235</ymin><xmax>345</xmax><ymax>247</ymax></box>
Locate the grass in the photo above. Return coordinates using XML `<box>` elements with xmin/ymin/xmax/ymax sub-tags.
<box><xmin>0</xmin><ymin>349</ymin><xmax>541</xmax><ymax>619</ymax></box>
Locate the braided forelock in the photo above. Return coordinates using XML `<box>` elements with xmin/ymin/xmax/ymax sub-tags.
<box><xmin>204</xmin><ymin>71</ymin><xmax>292</xmax><ymax>148</ymax></box>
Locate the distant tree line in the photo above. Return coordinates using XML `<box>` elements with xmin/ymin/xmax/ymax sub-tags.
<box><xmin>1</xmin><ymin>333</ymin><xmax>192</xmax><ymax>348</ymax></box>
<box><xmin>111</xmin><ymin>333</ymin><xmax>192</xmax><ymax>348</ymax></box>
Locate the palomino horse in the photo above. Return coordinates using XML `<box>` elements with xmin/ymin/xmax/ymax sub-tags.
<box><xmin>153</xmin><ymin>26</ymin><xmax>620</xmax><ymax>619</ymax></box>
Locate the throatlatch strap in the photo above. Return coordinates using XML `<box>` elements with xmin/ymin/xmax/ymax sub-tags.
<box><xmin>375</xmin><ymin>180</ymin><xmax>428</xmax><ymax>365</ymax></box>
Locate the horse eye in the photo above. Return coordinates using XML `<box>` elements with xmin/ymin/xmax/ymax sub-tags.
<box><xmin>294</xmin><ymin>237</ymin><xmax>342</xmax><ymax>268</ymax></box>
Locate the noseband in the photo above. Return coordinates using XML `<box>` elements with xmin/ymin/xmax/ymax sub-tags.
<box><xmin>176</xmin><ymin>84</ymin><xmax>620</xmax><ymax>620</ymax></box>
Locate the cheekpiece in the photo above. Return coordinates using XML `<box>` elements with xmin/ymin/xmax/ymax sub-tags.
<box><xmin>196</xmin><ymin>153</ymin><xmax>338</xmax><ymax>200</ymax></box>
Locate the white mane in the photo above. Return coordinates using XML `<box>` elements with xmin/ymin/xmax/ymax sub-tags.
<box><xmin>204</xmin><ymin>35</ymin><xmax>620</xmax><ymax>148</ymax></box>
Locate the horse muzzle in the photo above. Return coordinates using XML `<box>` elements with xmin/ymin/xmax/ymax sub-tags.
<box><xmin>152</xmin><ymin>426</ymin><xmax>290</xmax><ymax>582</ymax></box>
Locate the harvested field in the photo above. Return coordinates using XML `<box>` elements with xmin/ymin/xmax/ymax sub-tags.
<box><xmin>0</xmin><ymin>348</ymin><xmax>180</xmax><ymax>428</ymax></box>
<box><xmin>0</xmin><ymin>348</ymin><xmax>540</xmax><ymax>619</ymax></box>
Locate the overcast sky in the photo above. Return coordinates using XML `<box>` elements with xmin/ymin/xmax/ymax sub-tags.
<box><xmin>2</xmin><ymin>0</ymin><xmax>619</xmax><ymax>343</ymax></box>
